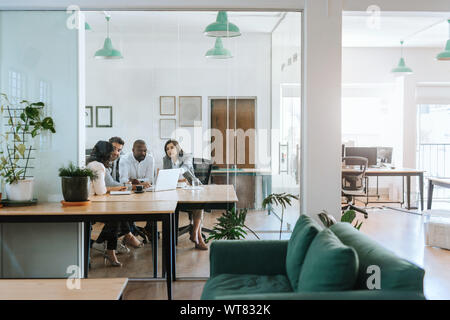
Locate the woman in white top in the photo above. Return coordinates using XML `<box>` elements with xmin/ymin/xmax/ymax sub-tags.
<box><xmin>87</xmin><ymin>141</ymin><xmax>142</xmax><ymax>266</ymax></box>
<box><xmin>163</xmin><ymin>140</ymin><xmax>208</xmax><ymax>250</ymax></box>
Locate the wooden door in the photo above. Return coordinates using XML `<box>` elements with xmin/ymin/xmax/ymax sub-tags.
<box><xmin>210</xmin><ymin>98</ymin><xmax>256</xmax><ymax>168</ymax></box>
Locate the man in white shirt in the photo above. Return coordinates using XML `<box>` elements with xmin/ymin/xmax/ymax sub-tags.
<box><xmin>119</xmin><ymin>139</ymin><xmax>155</xmax><ymax>188</ymax></box>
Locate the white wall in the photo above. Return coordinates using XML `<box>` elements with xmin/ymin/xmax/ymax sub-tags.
<box><xmin>301</xmin><ymin>0</ymin><xmax>343</xmax><ymax>219</ymax></box>
<box><xmin>85</xmin><ymin>27</ymin><xmax>271</xmax><ymax>169</ymax></box>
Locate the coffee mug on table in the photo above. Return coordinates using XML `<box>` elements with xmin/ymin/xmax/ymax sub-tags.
<box><xmin>136</xmin><ymin>185</ymin><xmax>144</xmax><ymax>192</ymax></box>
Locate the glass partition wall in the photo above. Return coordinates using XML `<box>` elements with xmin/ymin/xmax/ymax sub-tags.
<box><xmin>0</xmin><ymin>11</ymin><xmax>83</xmax><ymax>278</ymax></box>
<box><xmin>84</xmin><ymin>10</ymin><xmax>301</xmax><ymax>278</ymax></box>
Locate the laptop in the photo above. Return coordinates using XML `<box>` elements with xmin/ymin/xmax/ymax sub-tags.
<box><xmin>146</xmin><ymin>168</ymin><xmax>181</xmax><ymax>192</ymax></box>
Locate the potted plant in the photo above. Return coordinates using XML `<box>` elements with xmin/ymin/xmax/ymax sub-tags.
<box><xmin>318</xmin><ymin>209</ymin><xmax>365</xmax><ymax>230</ymax></box>
<box><xmin>59</xmin><ymin>162</ymin><xmax>97</xmax><ymax>202</ymax></box>
<box><xmin>262</xmin><ymin>192</ymin><xmax>299</xmax><ymax>240</ymax></box>
<box><xmin>207</xmin><ymin>207</ymin><xmax>259</xmax><ymax>241</ymax></box>
<box><xmin>0</xmin><ymin>93</ymin><xmax>56</xmax><ymax>201</ymax></box>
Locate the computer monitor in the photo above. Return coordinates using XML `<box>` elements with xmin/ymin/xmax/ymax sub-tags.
<box><xmin>344</xmin><ymin>147</ymin><xmax>378</xmax><ymax>166</ymax></box>
<box><xmin>377</xmin><ymin>147</ymin><xmax>393</xmax><ymax>164</ymax></box>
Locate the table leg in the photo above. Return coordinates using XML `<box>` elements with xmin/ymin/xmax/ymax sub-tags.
<box><xmin>406</xmin><ymin>176</ymin><xmax>411</xmax><ymax>210</ymax></box>
<box><xmin>172</xmin><ymin>210</ymin><xmax>177</xmax><ymax>281</ymax></box>
<box><xmin>419</xmin><ymin>173</ymin><xmax>424</xmax><ymax>211</ymax></box>
<box><xmin>427</xmin><ymin>179</ymin><xmax>434</xmax><ymax>210</ymax></box>
<box><xmin>83</xmin><ymin>221</ymin><xmax>91</xmax><ymax>278</ymax></box>
<box><xmin>162</xmin><ymin>215</ymin><xmax>172</xmax><ymax>300</ymax></box>
<box><xmin>151</xmin><ymin>221</ymin><xmax>158</xmax><ymax>278</ymax></box>
<box><xmin>175</xmin><ymin>209</ymin><xmax>179</xmax><ymax>246</ymax></box>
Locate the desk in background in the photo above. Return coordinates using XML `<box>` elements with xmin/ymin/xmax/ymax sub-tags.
<box><xmin>0</xmin><ymin>278</ymin><xmax>128</xmax><ymax>300</ymax></box>
<box><xmin>342</xmin><ymin>167</ymin><xmax>425</xmax><ymax>210</ymax></box>
<box><xmin>427</xmin><ymin>178</ymin><xmax>450</xmax><ymax>209</ymax></box>
<box><xmin>0</xmin><ymin>201</ymin><xmax>176</xmax><ymax>300</ymax></box>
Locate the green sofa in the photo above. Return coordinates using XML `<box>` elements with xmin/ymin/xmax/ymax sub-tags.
<box><xmin>201</xmin><ymin>215</ymin><xmax>425</xmax><ymax>300</ymax></box>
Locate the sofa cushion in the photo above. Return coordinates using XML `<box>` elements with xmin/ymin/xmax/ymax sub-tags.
<box><xmin>285</xmin><ymin>214</ymin><xmax>321</xmax><ymax>290</ymax></box>
<box><xmin>298</xmin><ymin>228</ymin><xmax>359</xmax><ymax>292</ymax></box>
<box><xmin>330</xmin><ymin>222</ymin><xmax>425</xmax><ymax>292</ymax></box>
<box><xmin>201</xmin><ymin>274</ymin><xmax>292</xmax><ymax>300</ymax></box>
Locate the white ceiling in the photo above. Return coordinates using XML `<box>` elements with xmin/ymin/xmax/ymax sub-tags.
<box><xmin>343</xmin><ymin>12</ymin><xmax>450</xmax><ymax>47</ymax></box>
<box><xmin>84</xmin><ymin>11</ymin><xmax>284</xmax><ymax>34</ymax></box>
<box><xmin>84</xmin><ymin>11</ymin><xmax>450</xmax><ymax>47</ymax></box>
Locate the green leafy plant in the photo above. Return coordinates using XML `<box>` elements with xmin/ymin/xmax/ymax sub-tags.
<box><xmin>318</xmin><ymin>210</ymin><xmax>363</xmax><ymax>230</ymax></box>
<box><xmin>263</xmin><ymin>192</ymin><xmax>299</xmax><ymax>240</ymax></box>
<box><xmin>207</xmin><ymin>207</ymin><xmax>259</xmax><ymax>241</ymax></box>
<box><xmin>0</xmin><ymin>93</ymin><xmax>56</xmax><ymax>184</ymax></box>
<box><xmin>341</xmin><ymin>209</ymin><xmax>363</xmax><ymax>230</ymax></box>
<box><xmin>58</xmin><ymin>162</ymin><xmax>98</xmax><ymax>180</ymax></box>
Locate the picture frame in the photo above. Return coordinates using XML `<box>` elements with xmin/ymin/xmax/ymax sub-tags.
<box><xmin>160</xmin><ymin>119</ymin><xmax>176</xmax><ymax>139</ymax></box>
<box><xmin>85</xmin><ymin>106</ymin><xmax>93</xmax><ymax>128</ymax></box>
<box><xmin>179</xmin><ymin>96</ymin><xmax>202</xmax><ymax>127</ymax></box>
<box><xmin>160</xmin><ymin>96</ymin><xmax>176</xmax><ymax>115</ymax></box>
<box><xmin>96</xmin><ymin>106</ymin><xmax>113</xmax><ymax>128</ymax></box>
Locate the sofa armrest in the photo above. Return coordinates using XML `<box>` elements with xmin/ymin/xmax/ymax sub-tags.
<box><xmin>209</xmin><ymin>240</ymin><xmax>289</xmax><ymax>277</ymax></box>
<box><xmin>214</xmin><ymin>290</ymin><xmax>426</xmax><ymax>300</ymax></box>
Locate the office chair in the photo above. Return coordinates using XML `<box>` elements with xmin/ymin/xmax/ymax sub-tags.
<box><xmin>342</xmin><ymin>156</ymin><xmax>369</xmax><ymax>218</ymax></box>
<box><xmin>175</xmin><ymin>158</ymin><xmax>213</xmax><ymax>244</ymax></box>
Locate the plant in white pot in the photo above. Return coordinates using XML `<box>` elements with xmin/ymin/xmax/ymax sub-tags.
<box><xmin>0</xmin><ymin>93</ymin><xmax>56</xmax><ymax>201</ymax></box>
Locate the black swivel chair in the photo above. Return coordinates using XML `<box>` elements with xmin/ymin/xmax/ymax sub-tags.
<box><xmin>342</xmin><ymin>156</ymin><xmax>369</xmax><ymax>218</ymax></box>
<box><xmin>175</xmin><ymin>158</ymin><xmax>213</xmax><ymax>244</ymax></box>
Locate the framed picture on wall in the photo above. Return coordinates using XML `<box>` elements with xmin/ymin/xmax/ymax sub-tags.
<box><xmin>179</xmin><ymin>96</ymin><xmax>202</xmax><ymax>127</ymax></box>
<box><xmin>96</xmin><ymin>106</ymin><xmax>112</xmax><ymax>128</ymax></box>
<box><xmin>85</xmin><ymin>106</ymin><xmax>93</xmax><ymax>128</ymax></box>
<box><xmin>160</xmin><ymin>96</ymin><xmax>176</xmax><ymax>115</ymax></box>
<box><xmin>160</xmin><ymin>119</ymin><xmax>176</xmax><ymax>139</ymax></box>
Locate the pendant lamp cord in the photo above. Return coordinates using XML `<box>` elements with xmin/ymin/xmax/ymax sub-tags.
<box><xmin>106</xmin><ymin>16</ymin><xmax>110</xmax><ymax>38</ymax></box>
<box><xmin>400</xmin><ymin>18</ymin><xmax>447</xmax><ymax>44</ymax></box>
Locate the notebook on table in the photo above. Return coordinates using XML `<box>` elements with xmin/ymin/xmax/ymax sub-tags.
<box><xmin>110</xmin><ymin>190</ymin><xmax>132</xmax><ymax>195</ymax></box>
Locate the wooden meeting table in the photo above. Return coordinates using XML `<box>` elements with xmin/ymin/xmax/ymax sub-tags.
<box><xmin>0</xmin><ymin>201</ymin><xmax>176</xmax><ymax>300</ymax></box>
<box><xmin>90</xmin><ymin>184</ymin><xmax>239</xmax><ymax>279</ymax></box>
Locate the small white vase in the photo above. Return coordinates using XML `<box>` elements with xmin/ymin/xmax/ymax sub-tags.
<box><xmin>5</xmin><ymin>178</ymin><xmax>34</xmax><ymax>201</ymax></box>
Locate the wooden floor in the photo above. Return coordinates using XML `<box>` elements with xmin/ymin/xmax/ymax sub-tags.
<box><xmin>88</xmin><ymin>201</ymin><xmax>450</xmax><ymax>300</ymax></box>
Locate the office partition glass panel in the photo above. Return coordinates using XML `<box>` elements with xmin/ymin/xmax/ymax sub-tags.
<box><xmin>0</xmin><ymin>11</ymin><xmax>82</xmax><ymax>278</ymax></box>
<box><xmin>417</xmin><ymin>104</ymin><xmax>450</xmax><ymax>207</ymax></box>
<box><xmin>84</xmin><ymin>10</ymin><xmax>302</xmax><ymax>279</ymax></box>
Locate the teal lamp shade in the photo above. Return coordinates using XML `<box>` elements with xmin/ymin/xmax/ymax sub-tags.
<box><xmin>85</xmin><ymin>22</ymin><xmax>92</xmax><ymax>31</ymax></box>
<box><xmin>94</xmin><ymin>16</ymin><xmax>123</xmax><ymax>60</ymax></box>
<box><xmin>94</xmin><ymin>37</ymin><xmax>123</xmax><ymax>59</ymax></box>
<box><xmin>204</xmin><ymin>11</ymin><xmax>241</xmax><ymax>37</ymax></box>
<box><xmin>391</xmin><ymin>57</ymin><xmax>413</xmax><ymax>74</ymax></box>
<box><xmin>436</xmin><ymin>39</ymin><xmax>450</xmax><ymax>60</ymax></box>
<box><xmin>391</xmin><ymin>41</ymin><xmax>412</xmax><ymax>75</ymax></box>
<box><xmin>205</xmin><ymin>38</ymin><xmax>232</xmax><ymax>59</ymax></box>
<box><xmin>436</xmin><ymin>20</ymin><xmax>450</xmax><ymax>61</ymax></box>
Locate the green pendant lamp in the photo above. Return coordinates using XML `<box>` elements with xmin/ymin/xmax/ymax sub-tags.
<box><xmin>391</xmin><ymin>41</ymin><xmax>413</xmax><ymax>75</ymax></box>
<box><xmin>94</xmin><ymin>16</ymin><xmax>123</xmax><ymax>60</ymax></box>
<box><xmin>436</xmin><ymin>20</ymin><xmax>450</xmax><ymax>61</ymax></box>
<box><xmin>204</xmin><ymin>11</ymin><xmax>241</xmax><ymax>37</ymax></box>
<box><xmin>85</xmin><ymin>22</ymin><xmax>92</xmax><ymax>31</ymax></box>
<box><xmin>205</xmin><ymin>37</ymin><xmax>232</xmax><ymax>59</ymax></box>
